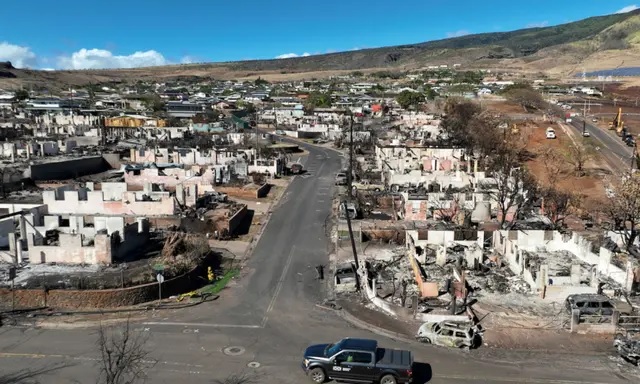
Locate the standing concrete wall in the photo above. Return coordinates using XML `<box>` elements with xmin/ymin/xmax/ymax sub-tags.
<box><xmin>26</xmin><ymin>156</ymin><xmax>114</xmax><ymax>181</ymax></box>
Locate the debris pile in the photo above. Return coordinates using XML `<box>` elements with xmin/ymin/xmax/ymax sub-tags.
<box><xmin>614</xmin><ymin>333</ymin><xmax>640</xmax><ymax>366</ymax></box>
<box><xmin>466</xmin><ymin>269</ymin><xmax>531</xmax><ymax>295</ymax></box>
<box><xmin>160</xmin><ymin>233</ymin><xmax>209</xmax><ymax>263</ymax></box>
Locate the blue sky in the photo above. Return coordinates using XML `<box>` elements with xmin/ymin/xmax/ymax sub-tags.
<box><xmin>0</xmin><ymin>1</ymin><xmax>638</xmax><ymax>70</ymax></box>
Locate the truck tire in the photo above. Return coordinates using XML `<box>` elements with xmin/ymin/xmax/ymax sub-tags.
<box><xmin>308</xmin><ymin>367</ymin><xmax>326</xmax><ymax>383</ymax></box>
<box><xmin>380</xmin><ymin>374</ymin><xmax>397</xmax><ymax>384</ymax></box>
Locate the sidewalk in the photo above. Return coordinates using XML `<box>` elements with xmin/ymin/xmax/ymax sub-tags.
<box><xmin>337</xmin><ymin>296</ymin><xmax>615</xmax><ymax>354</ymax></box>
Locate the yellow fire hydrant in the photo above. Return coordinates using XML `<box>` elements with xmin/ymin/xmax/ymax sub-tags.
<box><xmin>207</xmin><ymin>267</ymin><xmax>214</xmax><ymax>282</ymax></box>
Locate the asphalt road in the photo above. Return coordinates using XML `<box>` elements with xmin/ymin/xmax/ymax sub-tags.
<box><xmin>0</xmin><ymin>142</ymin><xmax>637</xmax><ymax>383</ymax></box>
<box><xmin>567</xmin><ymin>118</ymin><xmax>634</xmax><ymax>172</ymax></box>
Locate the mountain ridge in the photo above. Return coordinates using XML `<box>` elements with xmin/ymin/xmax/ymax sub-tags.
<box><xmin>2</xmin><ymin>10</ymin><xmax>640</xmax><ymax>88</ymax></box>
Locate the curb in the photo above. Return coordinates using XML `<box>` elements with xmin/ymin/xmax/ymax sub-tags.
<box><xmin>337</xmin><ymin>306</ymin><xmax>419</xmax><ymax>346</ymax></box>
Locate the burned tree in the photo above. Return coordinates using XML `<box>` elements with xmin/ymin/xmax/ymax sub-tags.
<box><xmin>603</xmin><ymin>172</ymin><xmax>640</xmax><ymax>250</ymax></box>
<box><xmin>537</xmin><ymin>147</ymin><xmax>564</xmax><ymax>186</ymax></box>
<box><xmin>466</xmin><ymin>112</ymin><xmax>504</xmax><ymax>159</ymax></box>
<box><xmin>439</xmin><ymin>98</ymin><xmax>481</xmax><ymax>148</ymax></box>
<box><xmin>564</xmin><ymin>141</ymin><xmax>594</xmax><ymax>177</ymax></box>
<box><xmin>540</xmin><ymin>185</ymin><xmax>579</xmax><ymax>229</ymax></box>
<box><xmin>96</xmin><ymin>319</ymin><xmax>153</xmax><ymax>384</ymax></box>
<box><xmin>485</xmin><ymin>148</ymin><xmax>538</xmax><ymax>229</ymax></box>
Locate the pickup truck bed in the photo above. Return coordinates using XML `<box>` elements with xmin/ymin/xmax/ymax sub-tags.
<box><xmin>377</xmin><ymin>348</ymin><xmax>412</xmax><ymax>368</ymax></box>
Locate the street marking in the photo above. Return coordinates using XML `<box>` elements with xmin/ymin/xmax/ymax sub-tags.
<box><xmin>262</xmin><ymin>245</ymin><xmax>296</xmax><ymax>326</ymax></box>
<box><xmin>0</xmin><ymin>352</ymin><xmax>57</xmax><ymax>359</ymax></box>
<box><xmin>142</xmin><ymin>322</ymin><xmax>262</xmax><ymax>329</ymax></box>
<box><xmin>0</xmin><ymin>352</ymin><xmax>204</xmax><ymax>369</ymax></box>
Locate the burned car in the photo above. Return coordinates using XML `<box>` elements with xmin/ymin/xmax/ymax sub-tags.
<box><xmin>416</xmin><ymin>321</ymin><xmax>481</xmax><ymax>349</ymax></box>
<box><xmin>564</xmin><ymin>294</ymin><xmax>632</xmax><ymax>317</ymax></box>
<box><xmin>334</xmin><ymin>263</ymin><xmax>357</xmax><ymax>293</ymax></box>
<box><xmin>614</xmin><ymin>332</ymin><xmax>640</xmax><ymax>366</ymax></box>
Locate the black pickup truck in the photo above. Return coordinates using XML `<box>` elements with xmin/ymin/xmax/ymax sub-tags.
<box><xmin>302</xmin><ymin>338</ymin><xmax>413</xmax><ymax>384</ymax></box>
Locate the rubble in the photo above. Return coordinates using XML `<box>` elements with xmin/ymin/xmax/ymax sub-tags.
<box><xmin>614</xmin><ymin>332</ymin><xmax>640</xmax><ymax>366</ymax></box>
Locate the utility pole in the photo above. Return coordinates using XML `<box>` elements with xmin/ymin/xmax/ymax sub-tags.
<box><xmin>631</xmin><ymin>141</ymin><xmax>638</xmax><ymax>173</ymax></box>
<box><xmin>347</xmin><ymin>112</ymin><xmax>354</xmax><ymax>201</ymax></box>
<box><xmin>343</xmin><ymin>110</ymin><xmax>361</xmax><ymax>292</ymax></box>
<box><xmin>254</xmin><ymin>111</ymin><xmax>259</xmax><ymax>164</ymax></box>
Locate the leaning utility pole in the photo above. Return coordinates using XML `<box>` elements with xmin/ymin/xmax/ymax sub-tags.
<box><xmin>343</xmin><ymin>111</ymin><xmax>361</xmax><ymax>292</ymax></box>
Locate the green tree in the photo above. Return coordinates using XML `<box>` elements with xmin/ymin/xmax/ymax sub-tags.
<box><xmin>14</xmin><ymin>89</ymin><xmax>29</xmax><ymax>101</ymax></box>
<box><xmin>143</xmin><ymin>95</ymin><xmax>165</xmax><ymax>112</ymax></box>
<box><xmin>254</xmin><ymin>77</ymin><xmax>269</xmax><ymax>86</ymax></box>
<box><xmin>453</xmin><ymin>71</ymin><xmax>483</xmax><ymax>84</ymax></box>
<box><xmin>424</xmin><ymin>86</ymin><xmax>437</xmax><ymax>100</ymax></box>
<box><xmin>306</xmin><ymin>92</ymin><xmax>332</xmax><ymax>108</ymax></box>
<box><xmin>396</xmin><ymin>90</ymin><xmax>425</xmax><ymax>109</ymax></box>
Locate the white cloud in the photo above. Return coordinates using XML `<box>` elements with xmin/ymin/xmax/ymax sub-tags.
<box><xmin>446</xmin><ymin>30</ymin><xmax>470</xmax><ymax>38</ymax></box>
<box><xmin>616</xmin><ymin>5</ymin><xmax>639</xmax><ymax>13</ymax></box>
<box><xmin>526</xmin><ymin>21</ymin><xmax>549</xmax><ymax>28</ymax></box>
<box><xmin>41</xmin><ymin>68</ymin><xmax>55</xmax><ymax>71</ymax></box>
<box><xmin>275</xmin><ymin>52</ymin><xmax>311</xmax><ymax>59</ymax></box>
<box><xmin>57</xmin><ymin>48</ymin><xmax>168</xmax><ymax>69</ymax></box>
<box><xmin>0</xmin><ymin>42</ymin><xmax>37</xmax><ymax>68</ymax></box>
<box><xmin>180</xmin><ymin>56</ymin><xmax>197</xmax><ymax>64</ymax></box>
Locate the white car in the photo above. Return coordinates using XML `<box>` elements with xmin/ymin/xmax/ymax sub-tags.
<box><xmin>582</xmin><ymin>131</ymin><xmax>591</xmax><ymax>137</ymax></box>
<box><xmin>546</xmin><ymin>128</ymin><xmax>556</xmax><ymax>139</ymax></box>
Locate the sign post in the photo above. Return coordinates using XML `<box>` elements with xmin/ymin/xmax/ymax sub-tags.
<box><xmin>156</xmin><ymin>273</ymin><xmax>164</xmax><ymax>300</ymax></box>
<box><xmin>153</xmin><ymin>264</ymin><xmax>165</xmax><ymax>301</ymax></box>
<box><xmin>9</xmin><ymin>266</ymin><xmax>16</xmax><ymax>311</ymax></box>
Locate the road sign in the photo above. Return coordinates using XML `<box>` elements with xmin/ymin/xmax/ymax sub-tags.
<box><xmin>156</xmin><ymin>273</ymin><xmax>165</xmax><ymax>283</ymax></box>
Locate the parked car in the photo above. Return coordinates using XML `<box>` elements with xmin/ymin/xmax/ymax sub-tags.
<box><xmin>302</xmin><ymin>338</ymin><xmax>414</xmax><ymax>384</ymax></box>
<box><xmin>335</xmin><ymin>172</ymin><xmax>348</xmax><ymax>186</ymax></box>
<box><xmin>416</xmin><ymin>321</ymin><xmax>481</xmax><ymax>349</ymax></box>
<box><xmin>352</xmin><ymin>180</ymin><xmax>385</xmax><ymax>192</ymax></box>
<box><xmin>546</xmin><ymin>127</ymin><xmax>556</xmax><ymax>139</ymax></box>
<box><xmin>582</xmin><ymin>131</ymin><xmax>591</xmax><ymax>137</ymax></box>
<box><xmin>290</xmin><ymin>163</ymin><xmax>304</xmax><ymax>174</ymax></box>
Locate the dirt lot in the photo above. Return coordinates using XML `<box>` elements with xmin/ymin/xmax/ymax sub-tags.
<box><xmin>483</xmin><ymin>100</ymin><xmax>528</xmax><ymax>115</ymax></box>
<box><xmin>521</xmin><ymin>121</ymin><xmax>608</xmax><ymax>213</ymax></box>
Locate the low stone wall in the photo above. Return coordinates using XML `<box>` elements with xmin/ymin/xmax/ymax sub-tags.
<box><xmin>0</xmin><ymin>255</ymin><xmax>219</xmax><ymax>310</ymax></box>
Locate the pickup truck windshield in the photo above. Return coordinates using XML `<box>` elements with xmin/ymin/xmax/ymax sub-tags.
<box><xmin>325</xmin><ymin>340</ymin><xmax>344</xmax><ymax>357</ymax></box>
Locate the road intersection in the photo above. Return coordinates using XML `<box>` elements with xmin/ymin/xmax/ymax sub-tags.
<box><xmin>0</xmin><ymin>142</ymin><xmax>636</xmax><ymax>383</ymax></box>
